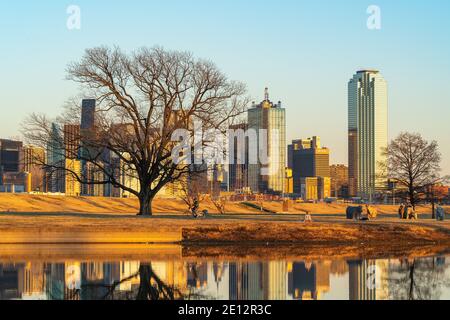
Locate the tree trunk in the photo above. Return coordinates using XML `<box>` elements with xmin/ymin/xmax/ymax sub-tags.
<box><xmin>138</xmin><ymin>191</ymin><xmax>154</xmax><ymax>216</ymax></box>
<box><xmin>136</xmin><ymin>263</ymin><xmax>157</xmax><ymax>300</ymax></box>
<box><xmin>431</xmin><ymin>199</ymin><xmax>436</xmax><ymax>219</ymax></box>
<box><xmin>409</xmin><ymin>187</ymin><xmax>416</xmax><ymax>210</ymax></box>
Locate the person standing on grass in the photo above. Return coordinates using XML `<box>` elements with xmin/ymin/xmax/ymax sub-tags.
<box><xmin>192</xmin><ymin>198</ymin><xmax>199</xmax><ymax>218</ymax></box>
<box><xmin>403</xmin><ymin>204</ymin><xmax>409</xmax><ymax>220</ymax></box>
<box><xmin>398</xmin><ymin>203</ymin><xmax>405</xmax><ymax>219</ymax></box>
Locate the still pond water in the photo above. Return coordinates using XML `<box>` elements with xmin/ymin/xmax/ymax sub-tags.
<box><xmin>1</xmin><ymin>247</ymin><xmax>449</xmax><ymax>300</ymax></box>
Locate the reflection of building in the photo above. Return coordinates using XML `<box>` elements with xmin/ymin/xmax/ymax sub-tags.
<box><xmin>288</xmin><ymin>261</ymin><xmax>330</xmax><ymax>300</ymax></box>
<box><xmin>228</xmin><ymin>261</ymin><xmax>287</xmax><ymax>301</ymax></box>
<box><xmin>187</xmin><ymin>262</ymin><xmax>208</xmax><ymax>289</ymax></box>
<box><xmin>0</xmin><ymin>263</ymin><xmax>24</xmax><ymax>299</ymax></box>
<box><xmin>247</xmin><ymin>88</ymin><xmax>286</xmax><ymax>194</ymax></box>
<box><xmin>151</xmin><ymin>261</ymin><xmax>187</xmax><ymax>299</ymax></box>
<box><xmin>264</xmin><ymin>261</ymin><xmax>287</xmax><ymax>300</ymax></box>
<box><xmin>348</xmin><ymin>70</ymin><xmax>388</xmax><ymax>199</ymax></box>
<box><xmin>21</xmin><ymin>263</ymin><xmax>46</xmax><ymax>299</ymax></box>
<box><xmin>348</xmin><ymin>260</ymin><xmax>376</xmax><ymax>300</ymax></box>
<box><xmin>329</xmin><ymin>260</ymin><xmax>349</xmax><ymax>276</ymax></box>
<box><xmin>229</xmin><ymin>262</ymin><xmax>264</xmax><ymax>300</ymax></box>
<box><xmin>375</xmin><ymin>260</ymin><xmax>389</xmax><ymax>300</ymax></box>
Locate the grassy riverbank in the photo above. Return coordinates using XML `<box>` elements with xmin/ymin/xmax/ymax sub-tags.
<box><xmin>0</xmin><ymin>211</ymin><xmax>449</xmax><ymax>246</ymax></box>
<box><xmin>0</xmin><ymin>194</ymin><xmax>449</xmax><ymax>247</ymax></box>
<box><xmin>0</xmin><ymin>193</ymin><xmax>447</xmax><ymax>215</ymax></box>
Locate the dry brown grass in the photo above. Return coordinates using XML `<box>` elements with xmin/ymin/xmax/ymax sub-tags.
<box><xmin>0</xmin><ymin>193</ymin><xmax>447</xmax><ymax>215</ymax></box>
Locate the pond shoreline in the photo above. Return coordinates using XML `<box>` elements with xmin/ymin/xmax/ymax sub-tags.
<box><xmin>0</xmin><ymin>242</ymin><xmax>448</xmax><ymax>263</ymax></box>
<box><xmin>1</xmin><ymin>212</ymin><xmax>449</xmax><ymax>248</ymax></box>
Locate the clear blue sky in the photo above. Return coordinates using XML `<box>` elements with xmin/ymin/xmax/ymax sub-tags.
<box><xmin>1</xmin><ymin>0</ymin><xmax>449</xmax><ymax>174</ymax></box>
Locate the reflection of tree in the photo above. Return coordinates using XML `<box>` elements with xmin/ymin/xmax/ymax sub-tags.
<box><xmin>136</xmin><ymin>263</ymin><xmax>181</xmax><ymax>300</ymax></box>
<box><xmin>388</xmin><ymin>257</ymin><xmax>450</xmax><ymax>300</ymax></box>
<box><xmin>81</xmin><ymin>263</ymin><xmax>182</xmax><ymax>300</ymax></box>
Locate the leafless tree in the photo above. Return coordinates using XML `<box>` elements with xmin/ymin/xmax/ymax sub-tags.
<box><xmin>178</xmin><ymin>168</ymin><xmax>209</xmax><ymax>216</ymax></box>
<box><xmin>22</xmin><ymin>46</ymin><xmax>247</xmax><ymax>215</ymax></box>
<box><xmin>381</xmin><ymin>132</ymin><xmax>448</xmax><ymax>209</ymax></box>
<box><xmin>81</xmin><ymin>262</ymin><xmax>183</xmax><ymax>300</ymax></box>
<box><xmin>212</xmin><ymin>196</ymin><xmax>228</xmax><ymax>214</ymax></box>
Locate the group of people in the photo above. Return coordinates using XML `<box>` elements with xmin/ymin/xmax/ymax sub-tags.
<box><xmin>398</xmin><ymin>203</ymin><xmax>417</xmax><ymax>220</ymax></box>
<box><xmin>398</xmin><ymin>203</ymin><xmax>446</xmax><ymax>221</ymax></box>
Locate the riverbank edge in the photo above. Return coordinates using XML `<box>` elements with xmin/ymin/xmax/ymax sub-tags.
<box><xmin>1</xmin><ymin>220</ymin><xmax>450</xmax><ymax>246</ymax></box>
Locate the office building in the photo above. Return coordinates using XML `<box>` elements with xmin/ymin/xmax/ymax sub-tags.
<box><xmin>348</xmin><ymin>70</ymin><xmax>388</xmax><ymax>199</ymax></box>
<box><xmin>0</xmin><ymin>139</ymin><xmax>23</xmax><ymax>174</ymax></box>
<box><xmin>228</xmin><ymin>123</ymin><xmax>249</xmax><ymax>193</ymax></box>
<box><xmin>79</xmin><ymin>99</ymin><xmax>107</xmax><ymax>197</ymax></box>
<box><xmin>330</xmin><ymin>164</ymin><xmax>349</xmax><ymax>198</ymax></box>
<box><xmin>46</xmin><ymin>123</ymin><xmax>65</xmax><ymax>193</ymax></box>
<box><xmin>22</xmin><ymin>145</ymin><xmax>46</xmax><ymax>192</ymax></box>
<box><xmin>290</xmin><ymin>136</ymin><xmax>330</xmax><ymax>200</ymax></box>
<box><xmin>285</xmin><ymin>168</ymin><xmax>293</xmax><ymax>194</ymax></box>
<box><xmin>247</xmin><ymin>88</ymin><xmax>286</xmax><ymax>194</ymax></box>
<box><xmin>63</xmin><ymin>125</ymin><xmax>82</xmax><ymax>196</ymax></box>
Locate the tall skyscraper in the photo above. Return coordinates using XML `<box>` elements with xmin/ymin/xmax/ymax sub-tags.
<box><xmin>81</xmin><ymin>99</ymin><xmax>96</xmax><ymax>130</ymax></box>
<box><xmin>247</xmin><ymin>88</ymin><xmax>286</xmax><ymax>194</ymax></box>
<box><xmin>228</xmin><ymin>123</ymin><xmax>249</xmax><ymax>193</ymax></box>
<box><xmin>46</xmin><ymin>123</ymin><xmax>65</xmax><ymax>193</ymax></box>
<box><xmin>80</xmin><ymin>99</ymin><xmax>104</xmax><ymax>196</ymax></box>
<box><xmin>64</xmin><ymin>124</ymin><xmax>82</xmax><ymax>196</ymax></box>
<box><xmin>348</xmin><ymin>70</ymin><xmax>388</xmax><ymax>199</ymax></box>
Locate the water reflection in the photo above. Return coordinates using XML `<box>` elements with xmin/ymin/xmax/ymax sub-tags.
<box><xmin>0</xmin><ymin>256</ymin><xmax>449</xmax><ymax>300</ymax></box>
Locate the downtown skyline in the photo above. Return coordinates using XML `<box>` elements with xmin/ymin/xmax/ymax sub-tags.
<box><xmin>0</xmin><ymin>1</ymin><xmax>449</xmax><ymax>175</ymax></box>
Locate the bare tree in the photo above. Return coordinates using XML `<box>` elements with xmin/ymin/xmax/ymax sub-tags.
<box><xmin>382</xmin><ymin>132</ymin><xmax>448</xmax><ymax>209</ymax></box>
<box><xmin>178</xmin><ymin>167</ymin><xmax>209</xmax><ymax>216</ymax></box>
<box><xmin>22</xmin><ymin>46</ymin><xmax>247</xmax><ymax>215</ymax></box>
<box><xmin>212</xmin><ymin>196</ymin><xmax>228</xmax><ymax>214</ymax></box>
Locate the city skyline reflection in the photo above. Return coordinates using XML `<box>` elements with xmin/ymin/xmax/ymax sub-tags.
<box><xmin>1</xmin><ymin>255</ymin><xmax>449</xmax><ymax>300</ymax></box>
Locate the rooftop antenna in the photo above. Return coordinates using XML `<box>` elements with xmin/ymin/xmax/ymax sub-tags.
<box><xmin>264</xmin><ymin>87</ymin><xmax>269</xmax><ymax>101</ymax></box>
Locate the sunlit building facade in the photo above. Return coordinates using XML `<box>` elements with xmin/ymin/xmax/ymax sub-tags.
<box><xmin>247</xmin><ymin>88</ymin><xmax>286</xmax><ymax>194</ymax></box>
<box><xmin>348</xmin><ymin>70</ymin><xmax>388</xmax><ymax>199</ymax></box>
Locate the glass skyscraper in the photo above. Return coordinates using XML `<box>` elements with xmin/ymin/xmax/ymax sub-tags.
<box><xmin>247</xmin><ymin>88</ymin><xmax>286</xmax><ymax>194</ymax></box>
<box><xmin>348</xmin><ymin>70</ymin><xmax>388</xmax><ymax>200</ymax></box>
